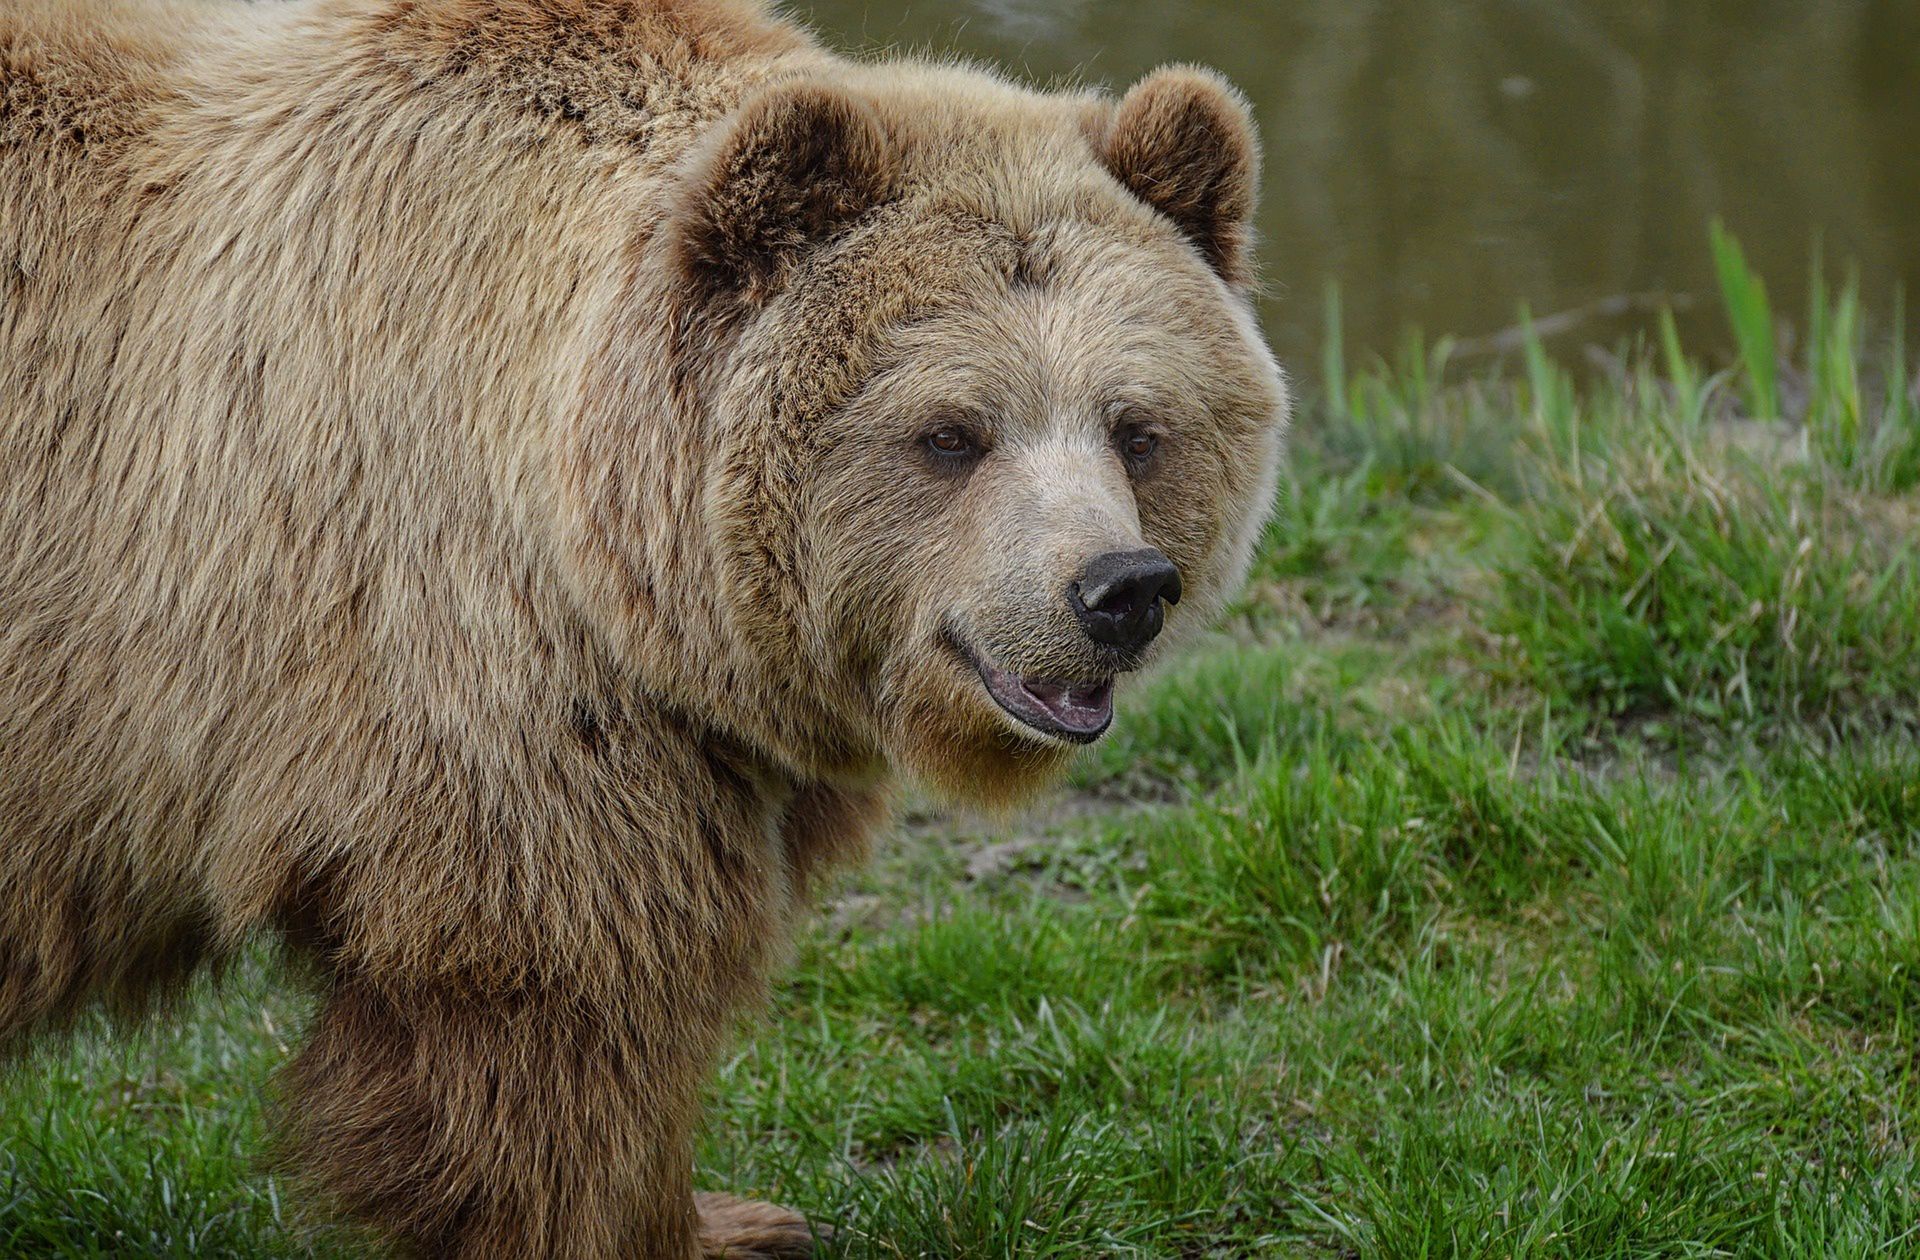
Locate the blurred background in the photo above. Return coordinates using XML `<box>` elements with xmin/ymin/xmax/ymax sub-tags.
<box><xmin>801</xmin><ymin>0</ymin><xmax>1920</xmax><ymax>376</ymax></box>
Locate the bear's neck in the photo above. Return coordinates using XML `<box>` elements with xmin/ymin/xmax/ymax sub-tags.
<box><xmin>122</xmin><ymin>0</ymin><xmax>871</xmax><ymax>780</ymax></box>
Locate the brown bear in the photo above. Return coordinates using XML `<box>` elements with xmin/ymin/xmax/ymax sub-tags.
<box><xmin>0</xmin><ymin>0</ymin><xmax>1289</xmax><ymax>1254</ymax></box>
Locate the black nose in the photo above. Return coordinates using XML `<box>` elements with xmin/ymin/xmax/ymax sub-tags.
<box><xmin>1069</xmin><ymin>548</ymin><xmax>1182</xmax><ymax>652</ymax></box>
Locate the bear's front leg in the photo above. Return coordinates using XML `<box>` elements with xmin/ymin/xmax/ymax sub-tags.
<box><xmin>279</xmin><ymin>977</ymin><xmax>714</xmax><ymax>1259</ymax></box>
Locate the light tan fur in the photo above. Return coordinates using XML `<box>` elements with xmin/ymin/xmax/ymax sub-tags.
<box><xmin>0</xmin><ymin>0</ymin><xmax>1287</xmax><ymax>1254</ymax></box>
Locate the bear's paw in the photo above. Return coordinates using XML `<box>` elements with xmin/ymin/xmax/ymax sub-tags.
<box><xmin>695</xmin><ymin>1192</ymin><xmax>828</xmax><ymax>1259</ymax></box>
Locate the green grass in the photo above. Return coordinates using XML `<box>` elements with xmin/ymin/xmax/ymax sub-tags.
<box><xmin>1711</xmin><ymin>219</ymin><xmax>1780</xmax><ymax>424</ymax></box>
<box><xmin>6</xmin><ymin>234</ymin><xmax>1920</xmax><ymax>1257</ymax></box>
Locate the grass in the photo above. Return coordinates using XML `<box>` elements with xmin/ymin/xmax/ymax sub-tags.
<box><xmin>1710</xmin><ymin>219</ymin><xmax>1779</xmax><ymax>424</ymax></box>
<box><xmin>5</xmin><ymin>234</ymin><xmax>1920</xmax><ymax>1257</ymax></box>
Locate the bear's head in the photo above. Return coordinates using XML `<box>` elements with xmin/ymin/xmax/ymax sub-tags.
<box><xmin>599</xmin><ymin>63</ymin><xmax>1287</xmax><ymax>803</ymax></box>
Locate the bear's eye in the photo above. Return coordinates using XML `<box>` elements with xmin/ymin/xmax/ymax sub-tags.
<box><xmin>925</xmin><ymin>426</ymin><xmax>977</xmax><ymax>458</ymax></box>
<box><xmin>1117</xmin><ymin>426</ymin><xmax>1160</xmax><ymax>468</ymax></box>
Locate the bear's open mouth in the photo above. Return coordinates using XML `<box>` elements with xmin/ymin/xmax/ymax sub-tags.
<box><xmin>944</xmin><ymin>631</ymin><xmax>1114</xmax><ymax>744</ymax></box>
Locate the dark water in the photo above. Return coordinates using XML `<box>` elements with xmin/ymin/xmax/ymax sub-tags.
<box><xmin>799</xmin><ymin>0</ymin><xmax>1920</xmax><ymax>379</ymax></box>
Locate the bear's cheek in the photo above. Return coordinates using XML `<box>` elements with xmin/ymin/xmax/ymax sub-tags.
<box><xmin>877</xmin><ymin>622</ymin><xmax>1076</xmax><ymax>804</ymax></box>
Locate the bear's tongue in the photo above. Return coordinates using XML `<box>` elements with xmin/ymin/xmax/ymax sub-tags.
<box><xmin>997</xmin><ymin>674</ymin><xmax>1113</xmax><ymax>741</ymax></box>
<box><xmin>970</xmin><ymin>654</ymin><xmax>1114</xmax><ymax>742</ymax></box>
<box><xmin>1018</xmin><ymin>678</ymin><xmax>1112</xmax><ymax>731</ymax></box>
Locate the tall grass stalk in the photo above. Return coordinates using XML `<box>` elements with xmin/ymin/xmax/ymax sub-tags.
<box><xmin>1710</xmin><ymin>218</ymin><xmax>1779</xmax><ymax>421</ymax></box>
<box><xmin>1805</xmin><ymin>246</ymin><xmax>1864</xmax><ymax>472</ymax></box>
<box><xmin>1322</xmin><ymin>279</ymin><xmax>1348</xmax><ymax>421</ymax></box>
<box><xmin>1872</xmin><ymin>287</ymin><xmax>1920</xmax><ymax>491</ymax></box>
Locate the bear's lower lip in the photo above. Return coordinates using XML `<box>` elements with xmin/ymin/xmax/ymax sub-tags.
<box><xmin>947</xmin><ymin>635</ymin><xmax>1113</xmax><ymax>744</ymax></box>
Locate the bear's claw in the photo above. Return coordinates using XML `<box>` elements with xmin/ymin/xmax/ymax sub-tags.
<box><xmin>695</xmin><ymin>1192</ymin><xmax>830</xmax><ymax>1258</ymax></box>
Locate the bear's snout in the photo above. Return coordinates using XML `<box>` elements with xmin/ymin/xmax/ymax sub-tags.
<box><xmin>1068</xmin><ymin>547</ymin><xmax>1182</xmax><ymax>655</ymax></box>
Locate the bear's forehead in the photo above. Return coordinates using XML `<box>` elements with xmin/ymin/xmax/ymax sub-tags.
<box><xmin>756</xmin><ymin>198</ymin><xmax>1241</xmax><ymax>424</ymax></box>
<box><xmin>848</xmin><ymin>259</ymin><xmax>1260</xmax><ymax>435</ymax></box>
<box><xmin>836</xmin><ymin>62</ymin><xmax>1145</xmax><ymax>238</ymax></box>
<box><xmin>744</xmin><ymin>82</ymin><xmax>1267</xmax><ymax>441</ymax></box>
<box><xmin>849</xmin><ymin>59</ymin><xmax>1108</xmax><ymax>153</ymax></box>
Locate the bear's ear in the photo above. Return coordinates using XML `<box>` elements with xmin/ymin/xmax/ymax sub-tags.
<box><xmin>1098</xmin><ymin>66</ymin><xmax>1260</xmax><ymax>288</ymax></box>
<box><xmin>671</xmin><ymin>80</ymin><xmax>896</xmax><ymax>303</ymax></box>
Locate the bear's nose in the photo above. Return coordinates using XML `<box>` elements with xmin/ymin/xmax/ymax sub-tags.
<box><xmin>1069</xmin><ymin>548</ymin><xmax>1182</xmax><ymax>654</ymax></box>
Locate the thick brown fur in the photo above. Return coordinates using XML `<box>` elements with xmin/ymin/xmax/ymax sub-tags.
<box><xmin>0</xmin><ymin>1</ymin><xmax>1288</xmax><ymax>1255</ymax></box>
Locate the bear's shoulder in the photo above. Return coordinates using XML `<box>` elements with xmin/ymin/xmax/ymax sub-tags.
<box><xmin>4</xmin><ymin>0</ymin><xmax>822</xmax><ymax>159</ymax></box>
<box><xmin>379</xmin><ymin>0</ymin><xmax>812</xmax><ymax>62</ymax></box>
<box><xmin>361</xmin><ymin>0</ymin><xmax>821</xmax><ymax>143</ymax></box>
<box><xmin>0</xmin><ymin>0</ymin><xmax>199</xmax><ymax>160</ymax></box>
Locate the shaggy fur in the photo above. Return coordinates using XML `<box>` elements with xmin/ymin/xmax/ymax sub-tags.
<box><xmin>0</xmin><ymin>0</ymin><xmax>1289</xmax><ymax>1254</ymax></box>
